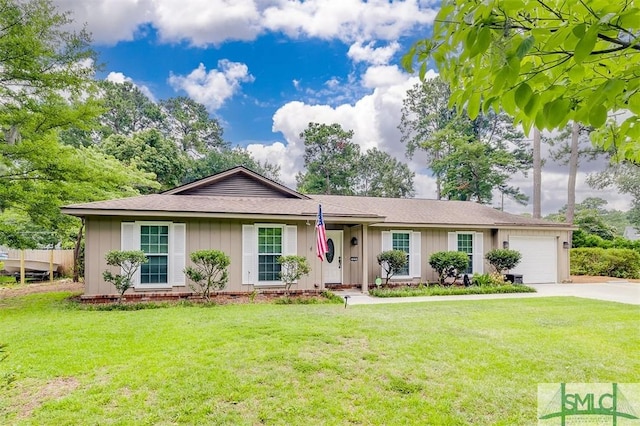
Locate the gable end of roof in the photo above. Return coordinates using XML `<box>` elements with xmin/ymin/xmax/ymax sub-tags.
<box><xmin>163</xmin><ymin>166</ymin><xmax>309</xmax><ymax>199</ymax></box>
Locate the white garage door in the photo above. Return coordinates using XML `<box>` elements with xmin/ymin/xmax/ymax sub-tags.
<box><xmin>509</xmin><ymin>236</ymin><xmax>557</xmax><ymax>284</ymax></box>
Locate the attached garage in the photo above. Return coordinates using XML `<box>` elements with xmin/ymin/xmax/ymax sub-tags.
<box><xmin>508</xmin><ymin>236</ymin><xmax>558</xmax><ymax>283</ymax></box>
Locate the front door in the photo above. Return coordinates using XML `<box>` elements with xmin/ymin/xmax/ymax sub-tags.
<box><xmin>324</xmin><ymin>230</ymin><xmax>343</xmax><ymax>284</ymax></box>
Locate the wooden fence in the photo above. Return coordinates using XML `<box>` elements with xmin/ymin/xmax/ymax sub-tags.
<box><xmin>2</xmin><ymin>249</ymin><xmax>75</xmax><ymax>276</ymax></box>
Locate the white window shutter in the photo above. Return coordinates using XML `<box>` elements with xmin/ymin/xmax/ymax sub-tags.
<box><xmin>448</xmin><ymin>232</ymin><xmax>457</xmax><ymax>251</ymax></box>
<box><xmin>381</xmin><ymin>231</ymin><xmax>392</xmax><ymax>277</ymax></box>
<box><xmin>284</xmin><ymin>225</ymin><xmax>297</xmax><ymax>256</ymax></box>
<box><xmin>121</xmin><ymin>222</ymin><xmax>140</xmax><ymax>286</ymax></box>
<box><xmin>382</xmin><ymin>231</ymin><xmax>392</xmax><ymax>251</ymax></box>
<box><xmin>170</xmin><ymin>223</ymin><xmax>186</xmax><ymax>286</ymax></box>
<box><xmin>121</xmin><ymin>222</ymin><xmax>136</xmax><ymax>250</ymax></box>
<box><xmin>242</xmin><ymin>225</ymin><xmax>256</xmax><ymax>285</ymax></box>
<box><xmin>473</xmin><ymin>232</ymin><xmax>484</xmax><ymax>274</ymax></box>
<box><xmin>410</xmin><ymin>232</ymin><xmax>421</xmax><ymax>278</ymax></box>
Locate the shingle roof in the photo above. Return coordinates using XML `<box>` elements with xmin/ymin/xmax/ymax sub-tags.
<box><xmin>63</xmin><ymin>193</ymin><xmax>568</xmax><ymax>228</ymax></box>
<box><xmin>313</xmin><ymin>195</ymin><xmax>564</xmax><ymax>227</ymax></box>
<box><xmin>62</xmin><ymin>166</ymin><xmax>568</xmax><ymax>228</ymax></box>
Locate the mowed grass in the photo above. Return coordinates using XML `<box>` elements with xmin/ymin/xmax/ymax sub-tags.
<box><xmin>0</xmin><ymin>293</ymin><xmax>638</xmax><ymax>425</ymax></box>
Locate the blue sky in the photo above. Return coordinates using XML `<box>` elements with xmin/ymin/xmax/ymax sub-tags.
<box><xmin>53</xmin><ymin>0</ymin><xmax>628</xmax><ymax>214</ymax></box>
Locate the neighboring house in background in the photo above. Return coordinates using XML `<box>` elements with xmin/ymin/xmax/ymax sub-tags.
<box><xmin>62</xmin><ymin>167</ymin><xmax>573</xmax><ymax>298</ymax></box>
<box><xmin>623</xmin><ymin>226</ymin><xmax>640</xmax><ymax>241</ymax></box>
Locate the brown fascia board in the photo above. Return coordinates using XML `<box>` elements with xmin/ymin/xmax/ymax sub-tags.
<box><xmin>60</xmin><ymin>208</ymin><xmax>382</xmax><ymax>223</ymax></box>
<box><xmin>162</xmin><ymin>166</ymin><xmax>309</xmax><ymax>199</ymax></box>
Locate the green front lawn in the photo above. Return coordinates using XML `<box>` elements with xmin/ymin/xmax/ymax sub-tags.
<box><xmin>0</xmin><ymin>292</ymin><xmax>638</xmax><ymax>425</ymax></box>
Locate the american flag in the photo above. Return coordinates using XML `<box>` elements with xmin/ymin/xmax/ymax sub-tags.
<box><xmin>316</xmin><ymin>204</ymin><xmax>329</xmax><ymax>261</ymax></box>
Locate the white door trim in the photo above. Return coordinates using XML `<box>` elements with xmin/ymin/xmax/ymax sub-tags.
<box><xmin>324</xmin><ymin>230</ymin><xmax>343</xmax><ymax>284</ymax></box>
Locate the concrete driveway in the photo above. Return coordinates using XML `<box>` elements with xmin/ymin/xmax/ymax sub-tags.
<box><xmin>337</xmin><ymin>282</ymin><xmax>640</xmax><ymax>306</ymax></box>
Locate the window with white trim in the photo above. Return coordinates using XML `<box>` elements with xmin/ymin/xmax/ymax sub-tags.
<box><xmin>242</xmin><ymin>224</ymin><xmax>297</xmax><ymax>286</ymax></box>
<box><xmin>258</xmin><ymin>226</ymin><xmax>282</xmax><ymax>282</ymax></box>
<box><xmin>120</xmin><ymin>221</ymin><xmax>186</xmax><ymax>288</ymax></box>
<box><xmin>381</xmin><ymin>230</ymin><xmax>421</xmax><ymax>279</ymax></box>
<box><xmin>447</xmin><ymin>231</ymin><xmax>484</xmax><ymax>275</ymax></box>
<box><xmin>392</xmin><ymin>232</ymin><xmax>410</xmax><ymax>276</ymax></box>
<box><xmin>140</xmin><ymin>225</ymin><xmax>169</xmax><ymax>284</ymax></box>
<box><xmin>457</xmin><ymin>233</ymin><xmax>473</xmax><ymax>274</ymax></box>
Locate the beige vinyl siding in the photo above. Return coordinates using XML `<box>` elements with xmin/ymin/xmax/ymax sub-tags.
<box><xmin>364</xmin><ymin>228</ymin><xmax>494</xmax><ymax>285</ymax></box>
<box><xmin>84</xmin><ymin>217</ymin><xmax>326</xmax><ymax>296</ymax></box>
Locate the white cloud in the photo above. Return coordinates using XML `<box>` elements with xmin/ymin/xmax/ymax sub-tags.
<box><xmin>55</xmin><ymin>0</ymin><xmax>437</xmax><ymax>46</ymax></box>
<box><xmin>347</xmin><ymin>41</ymin><xmax>400</xmax><ymax>65</ymax></box>
<box><xmin>104</xmin><ymin>71</ymin><xmax>156</xmax><ymax>102</ymax></box>
<box><xmin>167</xmin><ymin>61</ymin><xmax>254</xmax><ymax>112</ymax></box>
<box><xmin>361</xmin><ymin>65</ymin><xmax>411</xmax><ymax>89</ymax></box>
<box><xmin>245</xmin><ymin>66</ymin><xmax>430</xmax><ymax>192</ymax></box>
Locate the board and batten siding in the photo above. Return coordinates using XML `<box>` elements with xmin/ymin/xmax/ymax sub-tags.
<box><xmin>85</xmin><ymin>217</ymin><xmax>326</xmax><ymax>296</ymax></box>
<box><xmin>364</xmin><ymin>228</ymin><xmax>494</xmax><ymax>285</ymax></box>
<box><xmin>179</xmin><ymin>174</ymin><xmax>298</xmax><ymax>198</ymax></box>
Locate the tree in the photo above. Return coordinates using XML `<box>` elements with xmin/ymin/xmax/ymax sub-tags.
<box><xmin>184</xmin><ymin>250</ymin><xmax>231</xmax><ymax>301</ymax></box>
<box><xmin>100</xmin><ymin>129</ymin><xmax>188</xmax><ymax>191</ymax></box>
<box><xmin>184</xmin><ymin>147</ymin><xmax>281</xmax><ymax>184</ymax></box>
<box><xmin>355</xmin><ymin>148</ymin><xmax>415</xmax><ymax>198</ymax></box>
<box><xmin>377</xmin><ymin>250</ymin><xmax>409</xmax><ymax>285</ymax></box>
<box><xmin>0</xmin><ymin>0</ymin><xmax>99</xmax><ymax>145</ymax></box>
<box><xmin>277</xmin><ymin>255</ymin><xmax>311</xmax><ymax>297</ymax></box>
<box><xmin>428</xmin><ymin>251</ymin><xmax>470</xmax><ymax>285</ymax></box>
<box><xmin>399</xmin><ymin>79</ymin><xmax>531</xmax><ymax>204</ymax></box>
<box><xmin>402</xmin><ymin>1</ymin><xmax>640</xmax><ymax>163</ymax></box>
<box><xmin>97</xmin><ymin>81</ymin><xmax>165</xmax><ymax>138</ymax></box>
<box><xmin>532</xmin><ymin>128</ymin><xmax>542</xmax><ymax>218</ymax></box>
<box><xmin>296</xmin><ymin>123</ymin><xmax>360</xmax><ymax>195</ymax></box>
<box><xmin>102</xmin><ymin>250</ymin><xmax>148</xmax><ymax>303</ymax></box>
<box><xmin>160</xmin><ymin>97</ymin><xmax>226</xmax><ymax>155</ymax></box>
<box><xmin>588</xmin><ymin>162</ymin><xmax>640</xmax><ymax>230</ymax></box>
<box><xmin>485</xmin><ymin>249</ymin><xmax>522</xmax><ymax>274</ymax></box>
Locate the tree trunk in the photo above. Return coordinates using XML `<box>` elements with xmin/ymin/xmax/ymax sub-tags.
<box><xmin>566</xmin><ymin>121</ymin><xmax>579</xmax><ymax>225</ymax></box>
<box><xmin>73</xmin><ymin>219</ymin><xmax>84</xmax><ymax>282</ymax></box>
<box><xmin>533</xmin><ymin>128</ymin><xmax>542</xmax><ymax>219</ymax></box>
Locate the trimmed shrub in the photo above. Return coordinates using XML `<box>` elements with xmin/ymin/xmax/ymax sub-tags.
<box><xmin>377</xmin><ymin>250</ymin><xmax>409</xmax><ymax>284</ymax></box>
<box><xmin>485</xmin><ymin>249</ymin><xmax>522</xmax><ymax>273</ymax></box>
<box><xmin>428</xmin><ymin>251</ymin><xmax>469</xmax><ymax>284</ymax></box>
<box><xmin>184</xmin><ymin>250</ymin><xmax>231</xmax><ymax>301</ymax></box>
<box><xmin>102</xmin><ymin>250</ymin><xmax>148</xmax><ymax>303</ymax></box>
<box><xmin>278</xmin><ymin>255</ymin><xmax>311</xmax><ymax>297</ymax></box>
<box><xmin>570</xmin><ymin>248</ymin><xmax>640</xmax><ymax>279</ymax></box>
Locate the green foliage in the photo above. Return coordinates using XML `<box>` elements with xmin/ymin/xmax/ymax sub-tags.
<box><xmin>356</xmin><ymin>148</ymin><xmax>415</xmax><ymax>198</ymax></box>
<box><xmin>296</xmin><ymin>122</ymin><xmax>360</xmax><ymax>195</ymax></box>
<box><xmin>97</xmin><ymin>80</ymin><xmax>165</xmax><ymax>138</ymax></box>
<box><xmin>184</xmin><ymin>250</ymin><xmax>230</xmax><ymax>301</ymax></box>
<box><xmin>297</xmin><ymin>122</ymin><xmax>415</xmax><ymax>197</ymax></box>
<box><xmin>403</xmin><ymin>1</ymin><xmax>640</xmax><ymax>162</ymax></box>
<box><xmin>589</xmin><ymin>163</ymin><xmax>640</xmax><ymax>230</ymax></box>
<box><xmin>102</xmin><ymin>250</ymin><xmax>148</xmax><ymax>302</ymax></box>
<box><xmin>377</xmin><ymin>250</ymin><xmax>409</xmax><ymax>284</ymax></box>
<box><xmin>369</xmin><ymin>284</ymin><xmax>535</xmax><ymax>297</ymax></box>
<box><xmin>485</xmin><ymin>249</ymin><xmax>522</xmax><ymax>273</ymax></box>
<box><xmin>100</xmin><ymin>129</ymin><xmax>188</xmax><ymax>191</ymax></box>
<box><xmin>428</xmin><ymin>251</ymin><xmax>470</xmax><ymax>284</ymax></box>
<box><xmin>471</xmin><ymin>273</ymin><xmax>507</xmax><ymax>287</ymax></box>
<box><xmin>0</xmin><ymin>0</ymin><xmax>99</xmax><ymax>144</ymax></box>
<box><xmin>570</xmin><ymin>248</ymin><xmax>640</xmax><ymax>279</ymax></box>
<box><xmin>278</xmin><ymin>255</ymin><xmax>311</xmax><ymax>296</ymax></box>
<box><xmin>184</xmin><ymin>146</ymin><xmax>281</xmax><ymax>184</ymax></box>
<box><xmin>399</xmin><ymin>78</ymin><xmax>531</xmax><ymax>204</ymax></box>
<box><xmin>159</xmin><ymin>97</ymin><xmax>226</xmax><ymax>155</ymax></box>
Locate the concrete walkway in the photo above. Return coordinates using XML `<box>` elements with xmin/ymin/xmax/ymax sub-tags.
<box><xmin>336</xmin><ymin>282</ymin><xmax>640</xmax><ymax>306</ymax></box>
